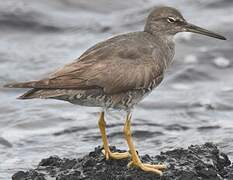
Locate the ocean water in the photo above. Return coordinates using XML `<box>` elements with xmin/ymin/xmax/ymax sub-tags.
<box><xmin>0</xmin><ymin>0</ymin><xmax>233</xmax><ymax>179</ymax></box>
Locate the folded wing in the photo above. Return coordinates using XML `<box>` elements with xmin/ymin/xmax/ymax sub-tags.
<box><xmin>5</xmin><ymin>33</ymin><xmax>166</xmax><ymax>94</ymax></box>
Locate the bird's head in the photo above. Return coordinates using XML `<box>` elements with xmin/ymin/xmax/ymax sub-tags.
<box><xmin>144</xmin><ymin>6</ymin><xmax>226</xmax><ymax>40</ymax></box>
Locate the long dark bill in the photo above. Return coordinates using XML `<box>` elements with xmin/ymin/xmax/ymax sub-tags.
<box><xmin>185</xmin><ymin>23</ymin><xmax>226</xmax><ymax>40</ymax></box>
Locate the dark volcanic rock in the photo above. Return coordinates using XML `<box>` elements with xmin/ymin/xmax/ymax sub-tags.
<box><xmin>12</xmin><ymin>143</ymin><xmax>233</xmax><ymax>180</ymax></box>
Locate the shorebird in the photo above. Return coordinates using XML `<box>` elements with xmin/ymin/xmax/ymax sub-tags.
<box><xmin>4</xmin><ymin>6</ymin><xmax>226</xmax><ymax>175</ymax></box>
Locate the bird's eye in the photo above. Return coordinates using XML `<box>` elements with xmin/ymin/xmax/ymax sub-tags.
<box><xmin>167</xmin><ymin>17</ymin><xmax>176</xmax><ymax>23</ymax></box>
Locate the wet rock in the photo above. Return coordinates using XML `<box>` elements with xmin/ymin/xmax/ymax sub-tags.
<box><xmin>12</xmin><ymin>170</ymin><xmax>46</xmax><ymax>180</ymax></box>
<box><xmin>12</xmin><ymin>143</ymin><xmax>233</xmax><ymax>180</ymax></box>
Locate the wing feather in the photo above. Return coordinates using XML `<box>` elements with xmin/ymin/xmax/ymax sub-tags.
<box><xmin>5</xmin><ymin>32</ymin><xmax>166</xmax><ymax>94</ymax></box>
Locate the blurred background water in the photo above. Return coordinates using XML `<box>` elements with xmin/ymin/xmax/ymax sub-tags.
<box><xmin>0</xmin><ymin>0</ymin><xmax>233</xmax><ymax>179</ymax></box>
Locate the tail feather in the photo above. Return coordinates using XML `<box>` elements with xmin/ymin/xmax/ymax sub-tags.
<box><xmin>18</xmin><ymin>89</ymin><xmax>40</xmax><ymax>99</ymax></box>
<box><xmin>4</xmin><ymin>81</ymin><xmax>74</xmax><ymax>100</ymax></box>
<box><xmin>18</xmin><ymin>89</ymin><xmax>70</xmax><ymax>100</ymax></box>
<box><xmin>4</xmin><ymin>81</ymin><xmax>38</xmax><ymax>88</ymax></box>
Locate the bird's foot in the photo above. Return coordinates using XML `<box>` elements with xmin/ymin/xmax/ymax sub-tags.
<box><xmin>127</xmin><ymin>161</ymin><xmax>166</xmax><ymax>176</ymax></box>
<box><xmin>102</xmin><ymin>148</ymin><xmax>130</xmax><ymax>160</ymax></box>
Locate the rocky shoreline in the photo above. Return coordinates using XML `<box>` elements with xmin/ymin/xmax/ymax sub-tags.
<box><xmin>12</xmin><ymin>143</ymin><xmax>233</xmax><ymax>180</ymax></box>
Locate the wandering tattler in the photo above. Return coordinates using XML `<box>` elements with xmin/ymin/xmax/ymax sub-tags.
<box><xmin>5</xmin><ymin>6</ymin><xmax>226</xmax><ymax>175</ymax></box>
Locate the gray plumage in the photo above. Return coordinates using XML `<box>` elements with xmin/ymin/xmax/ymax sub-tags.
<box><xmin>4</xmin><ymin>6</ymin><xmax>226</xmax><ymax>110</ymax></box>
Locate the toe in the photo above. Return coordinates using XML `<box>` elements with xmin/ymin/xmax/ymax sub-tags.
<box><xmin>101</xmin><ymin>149</ymin><xmax>110</xmax><ymax>160</ymax></box>
<box><xmin>102</xmin><ymin>149</ymin><xmax>129</xmax><ymax>160</ymax></box>
<box><xmin>143</xmin><ymin>163</ymin><xmax>167</xmax><ymax>170</ymax></box>
<box><xmin>109</xmin><ymin>151</ymin><xmax>130</xmax><ymax>159</ymax></box>
<box><xmin>127</xmin><ymin>161</ymin><xmax>165</xmax><ymax>175</ymax></box>
<box><xmin>140</xmin><ymin>164</ymin><xmax>163</xmax><ymax>176</ymax></box>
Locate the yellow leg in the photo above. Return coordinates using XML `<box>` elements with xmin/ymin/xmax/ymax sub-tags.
<box><xmin>123</xmin><ymin>113</ymin><xmax>166</xmax><ymax>175</ymax></box>
<box><xmin>98</xmin><ymin>111</ymin><xmax>130</xmax><ymax>160</ymax></box>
